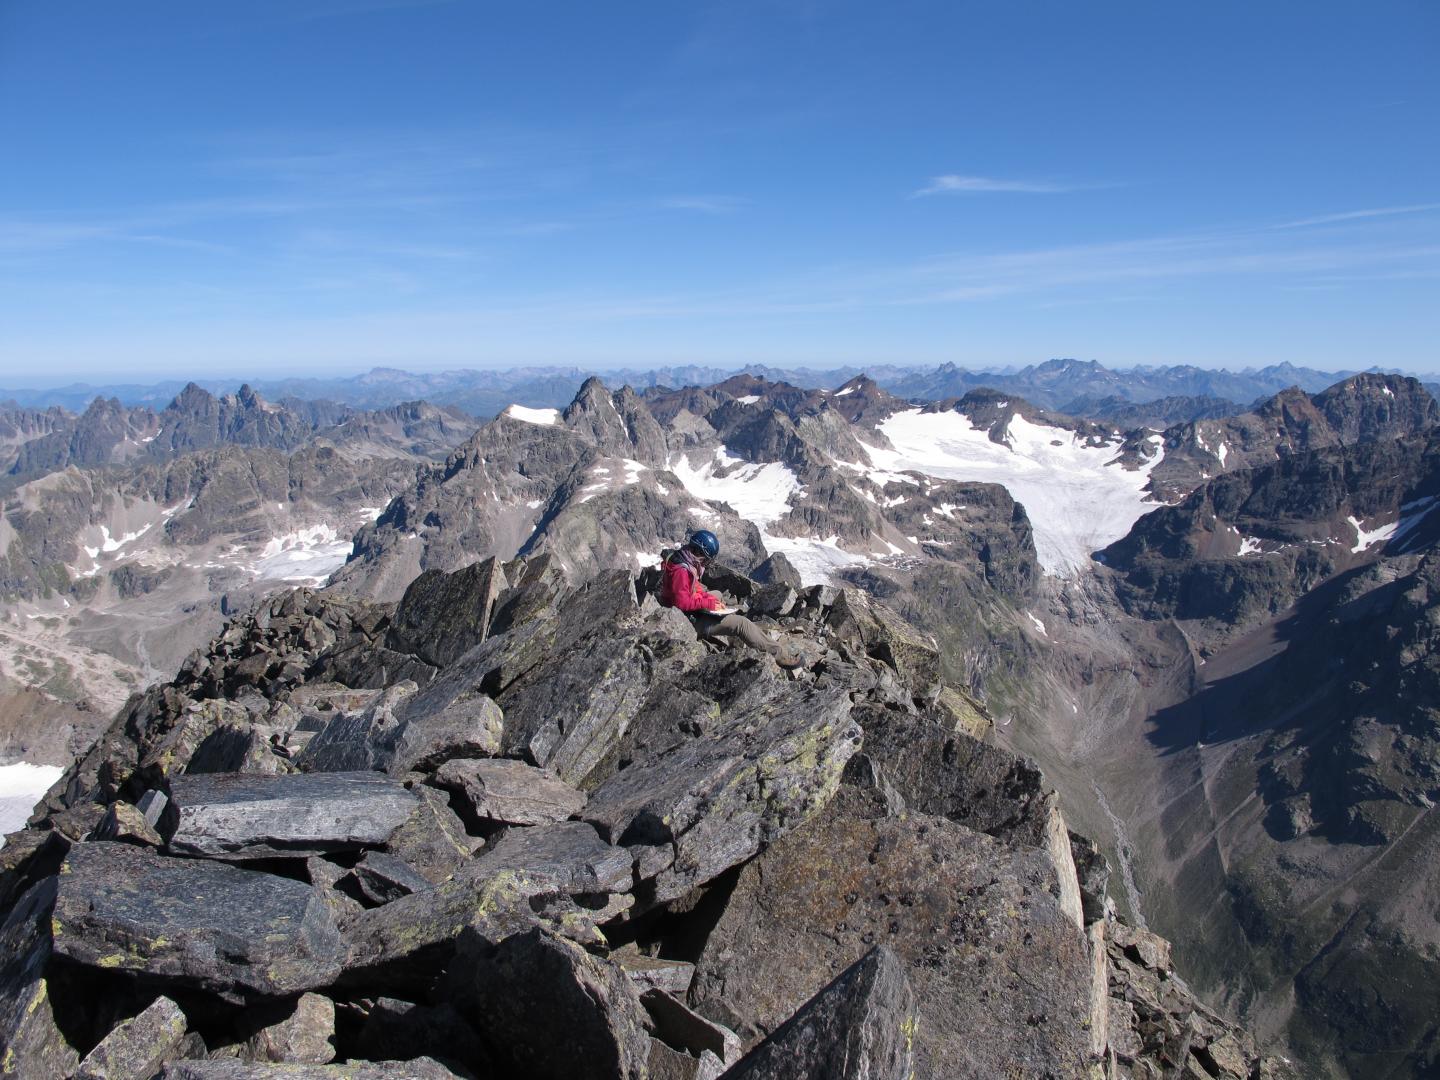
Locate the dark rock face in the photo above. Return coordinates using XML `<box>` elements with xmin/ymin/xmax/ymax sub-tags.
<box><xmin>451</xmin><ymin>926</ymin><xmax>650</xmax><ymax>1080</ymax></box>
<box><xmin>52</xmin><ymin>842</ymin><xmax>344</xmax><ymax>997</ymax></box>
<box><xmin>75</xmin><ymin>994</ymin><xmax>188</xmax><ymax>1080</ymax></box>
<box><xmin>722</xmin><ymin>947</ymin><xmax>916</xmax><ymax>1080</ymax></box>
<box><xmin>688</xmin><ymin>788</ymin><xmax>1093</xmax><ymax>1076</ymax></box>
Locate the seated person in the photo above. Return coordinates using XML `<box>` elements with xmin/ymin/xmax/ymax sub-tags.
<box><xmin>659</xmin><ymin>529</ymin><xmax>802</xmax><ymax>669</ymax></box>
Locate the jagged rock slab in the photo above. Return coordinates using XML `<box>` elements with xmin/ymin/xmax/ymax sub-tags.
<box><xmin>339</xmin><ymin>997</ymin><xmax>489</xmax><ymax>1076</ymax></box>
<box><xmin>223</xmin><ymin>993</ymin><xmax>336</xmax><ymax>1065</ymax></box>
<box><xmin>615</xmin><ymin>952</ymin><xmax>695</xmax><ymax>996</ymax></box>
<box><xmin>0</xmin><ymin>879</ymin><xmax>79</xmax><ymax>1080</ymax></box>
<box><xmin>640</xmin><ymin>989</ymin><xmax>741</xmax><ymax>1065</ymax></box>
<box><xmin>432</xmin><ymin>758</ymin><xmax>585</xmax><ymax>826</ymax></box>
<box><xmin>384</xmin><ymin>689</ymin><xmax>503</xmax><ymax>775</ymax></box>
<box><xmin>584</xmin><ymin>686</ymin><xmax>860</xmax><ymax>903</ymax></box>
<box><xmin>384</xmin><ymin>557</ymin><xmax>508</xmax><ymax>668</ymax></box>
<box><xmin>90</xmin><ymin>801</ymin><xmax>164</xmax><ymax>848</ymax></box>
<box><xmin>469</xmin><ymin>821</ymin><xmax>631</xmax><ymax>894</ymax></box>
<box><xmin>450</xmin><ymin>926</ymin><xmax>649</xmax><ymax>1080</ymax></box>
<box><xmin>293</xmin><ymin>684</ymin><xmax>416</xmax><ymax>774</ymax></box>
<box><xmin>168</xmin><ymin>772</ymin><xmax>417</xmax><ymax>859</ymax></box>
<box><xmin>380</xmin><ymin>786</ymin><xmax>477</xmax><ymax>883</ymax></box>
<box><xmin>162</xmin><ymin>1060</ymin><xmax>464</xmax><ymax>1078</ymax></box>
<box><xmin>648</xmin><ymin>1041</ymin><xmax>725</xmax><ymax>1080</ymax></box>
<box><xmin>52</xmin><ymin>842</ymin><xmax>344</xmax><ymax>997</ymax></box>
<box><xmin>825</xmin><ymin>590</ymin><xmax>941</xmax><ymax>694</ymax></box>
<box><xmin>339</xmin><ymin>852</ymin><xmax>432</xmax><ymax>906</ymax></box>
<box><xmin>722</xmin><ymin>947</ymin><xmax>916</xmax><ymax>1080</ymax></box>
<box><xmin>688</xmin><ymin>790</ymin><xmax>1092</xmax><ymax>1076</ymax></box>
<box><xmin>76</xmin><ymin>995</ymin><xmax>188</xmax><ymax>1080</ymax></box>
<box><xmin>338</xmin><ymin>867</ymin><xmax>593</xmax><ymax>990</ymax></box>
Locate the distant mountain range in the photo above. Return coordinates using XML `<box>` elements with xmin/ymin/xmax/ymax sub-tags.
<box><xmin>6</xmin><ymin>359</ymin><xmax>1437</xmax><ymax>420</ymax></box>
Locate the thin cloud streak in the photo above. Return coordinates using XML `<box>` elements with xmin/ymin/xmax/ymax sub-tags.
<box><xmin>1271</xmin><ymin>203</ymin><xmax>1440</xmax><ymax>229</ymax></box>
<box><xmin>913</xmin><ymin>174</ymin><xmax>1079</xmax><ymax>196</ymax></box>
<box><xmin>659</xmin><ymin>195</ymin><xmax>747</xmax><ymax>214</ymax></box>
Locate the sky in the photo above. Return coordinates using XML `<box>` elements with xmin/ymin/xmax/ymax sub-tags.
<box><xmin>0</xmin><ymin>0</ymin><xmax>1436</xmax><ymax>382</ymax></box>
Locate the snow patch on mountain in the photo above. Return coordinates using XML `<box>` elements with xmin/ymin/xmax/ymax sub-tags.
<box><xmin>868</xmin><ymin>409</ymin><xmax>1164</xmax><ymax>575</ymax></box>
<box><xmin>0</xmin><ymin>762</ymin><xmax>63</xmax><ymax>841</ymax></box>
<box><xmin>503</xmin><ymin>404</ymin><xmax>560</xmax><ymax>426</ymax></box>
<box><xmin>251</xmin><ymin>524</ymin><xmax>353</xmax><ymax>585</ymax></box>
<box><xmin>1348</xmin><ymin>515</ymin><xmax>1398</xmax><ymax>554</ymax></box>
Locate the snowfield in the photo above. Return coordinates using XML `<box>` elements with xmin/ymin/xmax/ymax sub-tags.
<box><xmin>868</xmin><ymin>409</ymin><xmax>1165</xmax><ymax>576</ymax></box>
<box><xmin>251</xmin><ymin>524</ymin><xmax>353</xmax><ymax>585</ymax></box>
<box><xmin>0</xmin><ymin>762</ymin><xmax>63</xmax><ymax>841</ymax></box>
<box><xmin>503</xmin><ymin>404</ymin><xmax>560</xmax><ymax>426</ymax></box>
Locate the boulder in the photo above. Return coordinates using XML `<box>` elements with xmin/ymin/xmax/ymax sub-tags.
<box><xmin>384</xmin><ymin>557</ymin><xmax>508</xmax><ymax>668</ymax></box>
<box><xmin>89</xmin><ymin>801</ymin><xmax>163</xmax><ymax>848</ymax></box>
<box><xmin>614</xmin><ymin>951</ymin><xmax>695</xmax><ymax>996</ymax></box>
<box><xmin>380</xmin><ymin>786</ymin><xmax>477</xmax><ymax>883</ymax></box>
<box><xmin>825</xmin><ymin>590</ymin><xmax>941</xmax><ymax>694</ymax></box>
<box><xmin>450</xmin><ymin>926</ymin><xmax>649</xmax><ymax>1080</ymax></box>
<box><xmin>384</xmin><ymin>689</ymin><xmax>503</xmax><ymax>775</ymax></box>
<box><xmin>52</xmin><ymin>842</ymin><xmax>344</xmax><ymax>997</ymax></box>
<box><xmin>339</xmin><ymin>998</ymin><xmax>488</xmax><ymax>1076</ymax></box>
<box><xmin>648</xmin><ymin>1041</ymin><xmax>725</xmax><ymax>1080</ymax></box>
<box><xmin>294</xmin><ymin>684</ymin><xmax>417</xmax><ymax>773</ymax></box>
<box><xmin>687</xmin><ymin>789</ymin><xmax>1092</xmax><ymax>1076</ymax></box>
<box><xmin>168</xmin><ymin>772</ymin><xmax>418</xmax><ymax>859</ymax></box>
<box><xmin>0</xmin><ymin>879</ymin><xmax>79</xmax><ymax>1079</ymax></box>
<box><xmin>640</xmin><ymin>989</ymin><xmax>741</xmax><ymax>1066</ymax></box>
<box><xmin>185</xmin><ymin>725</ymin><xmax>293</xmax><ymax>776</ymax></box>
<box><xmin>76</xmin><ymin>996</ymin><xmax>188</xmax><ymax>1080</ymax></box>
<box><xmin>721</xmin><ymin>947</ymin><xmax>916</xmax><ymax>1080</ymax></box>
<box><xmin>749</xmin><ymin>583</ymin><xmax>798</xmax><ymax>618</ymax></box>
<box><xmin>338</xmin><ymin>852</ymin><xmax>432</xmax><ymax>907</ymax></box>
<box><xmin>227</xmin><ymin>993</ymin><xmax>335</xmax><ymax>1065</ymax></box>
<box><xmin>468</xmin><ymin>821</ymin><xmax>631</xmax><ymax>894</ymax></box>
<box><xmin>584</xmin><ymin>686</ymin><xmax>860</xmax><ymax>903</ymax></box>
<box><xmin>752</xmin><ymin>553</ymin><xmax>802</xmax><ymax>589</ymax></box>
<box><xmin>432</xmin><ymin>758</ymin><xmax>585</xmax><ymax>827</ymax></box>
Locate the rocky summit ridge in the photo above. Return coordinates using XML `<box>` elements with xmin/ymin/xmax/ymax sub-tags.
<box><xmin>0</xmin><ymin>554</ymin><xmax>1286</xmax><ymax>1079</ymax></box>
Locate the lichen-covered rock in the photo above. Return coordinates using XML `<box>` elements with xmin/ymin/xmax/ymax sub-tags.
<box><xmin>379</xmin><ymin>785</ymin><xmax>476</xmax><ymax>883</ymax></box>
<box><xmin>89</xmin><ymin>801</ymin><xmax>163</xmax><ymax>848</ymax></box>
<box><xmin>167</xmin><ymin>772</ymin><xmax>417</xmax><ymax>859</ymax></box>
<box><xmin>384</xmin><ymin>557</ymin><xmax>508</xmax><ymax>669</ymax></box>
<box><xmin>0</xmin><ymin>879</ymin><xmax>79</xmax><ymax>1080</ymax></box>
<box><xmin>162</xmin><ymin>1059</ymin><xmax>464</xmax><ymax>1079</ymax></box>
<box><xmin>468</xmin><ymin>820</ymin><xmax>631</xmax><ymax>894</ymax></box>
<box><xmin>722</xmin><ymin>947</ymin><xmax>916</xmax><ymax>1080</ymax></box>
<box><xmin>338</xmin><ymin>852</ymin><xmax>432</xmax><ymax>907</ymax></box>
<box><xmin>52</xmin><ymin>842</ymin><xmax>344</xmax><ymax>997</ymax></box>
<box><xmin>76</xmin><ymin>995</ymin><xmax>188</xmax><ymax>1080</ymax></box>
<box><xmin>451</xmin><ymin>926</ymin><xmax>650</xmax><ymax>1080</ymax></box>
<box><xmin>584</xmin><ymin>686</ymin><xmax>861</xmax><ymax>903</ymax></box>
<box><xmin>225</xmin><ymin>993</ymin><xmax>336</xmax><ymax>1065</ymax></box>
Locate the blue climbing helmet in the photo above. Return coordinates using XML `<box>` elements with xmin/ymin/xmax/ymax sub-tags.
<box><xmin>687</xmin><ymin>529</ymin><xmax>720</xmax><ymax>560</ymax></box>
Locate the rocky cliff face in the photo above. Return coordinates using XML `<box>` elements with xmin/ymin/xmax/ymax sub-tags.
<box><xmin>0</xmin><ymin>556</ymin><xmax>1284</xmax><ymax>1078</ymax></box>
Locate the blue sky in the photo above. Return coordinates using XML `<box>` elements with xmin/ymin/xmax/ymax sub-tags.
<box><xmin>0</xmin><ymin>0</ymin><xmax>1436</xmax><ymax>381</ymax></box>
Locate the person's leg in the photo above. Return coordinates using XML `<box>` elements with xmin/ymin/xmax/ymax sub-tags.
<box><xmin>710</xmin><ymin>613</ymin><xmax>779</xmax><ymax>654</ymax></box>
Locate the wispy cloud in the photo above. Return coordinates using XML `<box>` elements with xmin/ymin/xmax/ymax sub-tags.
<box><xmin>1271</xmin><ymin>203</ymin><xmax>1440</xmax><ymax>229</ymax></box>
<box><xmin>660</xmin><ymin>195</ymin><xmax>747</xmax><ymax>214</ymax></box>
<box><xmin>912</xmin><ymin>174</ymin><xmax>1079</xmax><ymax>197</ymax></box>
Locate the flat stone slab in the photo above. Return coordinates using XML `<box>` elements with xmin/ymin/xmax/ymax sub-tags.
<box><xmin>169</xmin><ymin>772</ymin><xmax>418</xmax><ymax>859</ymax></box>
<box><xmin>76</xmin><ymin>995</ymin><xmax>188</xmax><ymax>1080</ymax></box>
<box><xmin>432</xmin><ymin>758</ymin><xmax>585</xmax><ymax>826</ymax></box>
<box><xmin>470</xmin><ymin>821</ymin><xmax>632</xmax><ymax>894</ymax></box>
<box><xmin>53</xmin><ymin>842</ymin><xmax>344</xmax><ymax>997</ymax></box>
<box><xmin>162</xmin><ymin>1060</ymin><xmax>465</xmax><ymax>1079</ymax></box>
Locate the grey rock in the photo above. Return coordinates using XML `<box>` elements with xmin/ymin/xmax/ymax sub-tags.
<box><xmin>293</xmin><ymin>683</ymin><xmax>417</xmax><ymax>773</ymax></box>
<box><xmin>162</xmin><ymin>1059</ymin><xmax>464</xmax><ymax>1079</ymax></box>
<box><xmin>168</xmin><ymin>772</ymin><xmax>418</xmax><ymax>859</ymax></box>
<box><xmin>89</xmin><ymin>801</ymin><xmax>164</xmax><ymax>847</ymax></box>
<box><xmin>614</xmin><ymin>951</ymin><xmax>695</xmax><ymax>996</ymax></box>
<box><xmin>688</xmin><ymin>789</ymin><xmax>1092</xmax><ymax>1076</ymax></box>
<box><xmin>76</xmin><ymin>996</ymin><xmax>188</xmax><ymax>1080</ymax></box>
<box><xmin>339</xmin><ymin>852</ymin><xmax>433</xmax><ymax>906</ymax></box>
<box><xmin>641</xmin><ymin>989</ymin><xmax>741</xmax><ymax>1065</ymax></box>
<box><xmin>469</xmin><ymin>820</ymin><xmax>631</xmax><ymax>894</ymax></box>
<box><xmin>380</xmin><ymin>786</ymin><xmax>477</xmax><ymax>883</ymax></box>
<box><xmin>752</xmin><ymin>553</ymin><xmax>802</xmax><ymax>589</ymax></box>
<box><xmin>647</xmin><ymin>1040</ymin><xmax>725</xmax><ymax>1080</ymax></box>
<box><xmin>384</xmin><ymin>690</ymin><xmax>503</xmax><ymax>775</ymax></box>
<box><xmin>749</xmin><ymin>583</ymin><xmax>798</xmax><ymax>618</ymax></box>
<box><xmin>385</xmin><ymin>557</ymin><xmax>508</xmax><ymax>668</ymax></box>
<box><xmin>230</xmin><ymin>993</ymin><xmax>335</xmax><ymax>1064</ymax></box>
<box><xmin>584</xmin><ymin>686</ymin><xmax>860</xmax><ymax>903</ymax></box>
<box><xmin>722</xmin><ymin>947</ymin><xmax>916</xmax><ymax>1080</ymax></box>
<box><xmin>451</xmin><ymin>926</ymin><xmax>649</xmax><ymax>1080</ymax></box>
<box><xmin>0</xmin><ymin>879</ymin><xmax>79</xmax><ymax>1080</ymax></box>
<box><xmin>825</xmin><ymin>590</ymin><xmax>940</xmax><ymax>694</ymax></box>
<box><xmin>185</xmin><ymin>725</ymin><xmax>293</xmax><ymax>776</ymax></box>
<box><xmin>137</xmin><ymin>789</ymin><xmax>170</xmax><ymax>827</ymax></box>
<box><xmin>53</xmin><ymin>842</ymin><xmax>343</xmax><ymax>997</ymax></box>
<box><xmin>432</xmin><ymin>758</ymin><xmax>585</xmax><ymax>826</ymax></box>
<box><xmin>340</xmin><ymin>998</ymin><xmax>488</xmax><ymax>1076</ymax></box>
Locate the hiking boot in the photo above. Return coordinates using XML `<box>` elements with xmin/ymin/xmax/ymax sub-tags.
<box><xmin>776</xmin><ymin>641</ymin><xmax>805</xmax><ymax>669</ymax></box>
